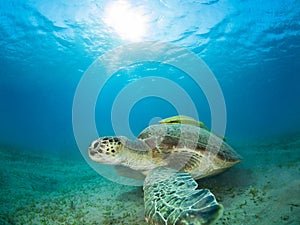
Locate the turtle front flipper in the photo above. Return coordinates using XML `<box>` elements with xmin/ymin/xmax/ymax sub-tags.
<box><xmin>143</xmin><ymin>167</ymin><xmax>223</xmax><ymax>225</ymax></box>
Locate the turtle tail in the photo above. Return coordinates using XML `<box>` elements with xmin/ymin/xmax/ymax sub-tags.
<box><xmin>143</xmin><ymin>167</ymin><xmax>223</xmax><ymax>225</ymax></box>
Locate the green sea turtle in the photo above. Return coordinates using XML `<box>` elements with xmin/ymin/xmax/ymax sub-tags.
<box><xmin>88</xmin><ymin>116</ymin><xmax>241</xmax><ymax>225</ymax></box>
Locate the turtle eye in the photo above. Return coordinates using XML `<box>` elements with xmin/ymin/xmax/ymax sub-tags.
<box><xmin>93</xmin><ymin>141</ymin><xmax>99</xmax><ymax>149</ymax></box>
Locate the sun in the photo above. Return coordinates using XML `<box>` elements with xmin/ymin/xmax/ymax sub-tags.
<box><xmin>103</xmin><ymin>1</ymin><xmax>148</xmax><ymax>42</ymax></box>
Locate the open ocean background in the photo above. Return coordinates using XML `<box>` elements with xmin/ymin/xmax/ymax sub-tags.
<box><xmin>0</xmin><ymin>0</ymin><xmax>300</xmax><ymax>224</ymax></box>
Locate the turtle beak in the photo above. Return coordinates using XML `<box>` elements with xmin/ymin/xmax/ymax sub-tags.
<box><xmin>88</xmin><ymin>147</ymin><xmax>97</xmax><ymax>157</ymax></box>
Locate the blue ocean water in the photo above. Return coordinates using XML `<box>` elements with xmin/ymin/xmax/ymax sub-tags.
<box><xmin>1</xmin><ymin>0</ymin><xmax>299</xmax><ymax>152</ymax></box>
<box><xmin>1</xmin><ymin>0</ymin><xmax>300</xmax><ymax>224</ymax></box>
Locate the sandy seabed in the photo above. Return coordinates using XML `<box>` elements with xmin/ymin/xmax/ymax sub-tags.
<box><xmin>0</xmin><ymin>134</ymin><xmax>299</xmax><ymax>225</ymax></box>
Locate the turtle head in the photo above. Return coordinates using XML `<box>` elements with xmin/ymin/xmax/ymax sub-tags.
<box><xmin>88</xmin><ymin>136</ymin><xmax>126</xmax><ymax>165</ymax></box>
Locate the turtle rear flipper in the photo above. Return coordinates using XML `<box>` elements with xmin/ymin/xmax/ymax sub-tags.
<box><xmin>143</xmin><ymin>167</ymin><xmax>223</xmax><ymax>225</ymax></box>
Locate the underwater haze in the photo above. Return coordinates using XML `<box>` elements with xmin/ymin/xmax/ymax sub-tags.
<box><xmin>1</xmin><ymin>0</ymin><xmax>300</xmax><ymax>224</ymax></box>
